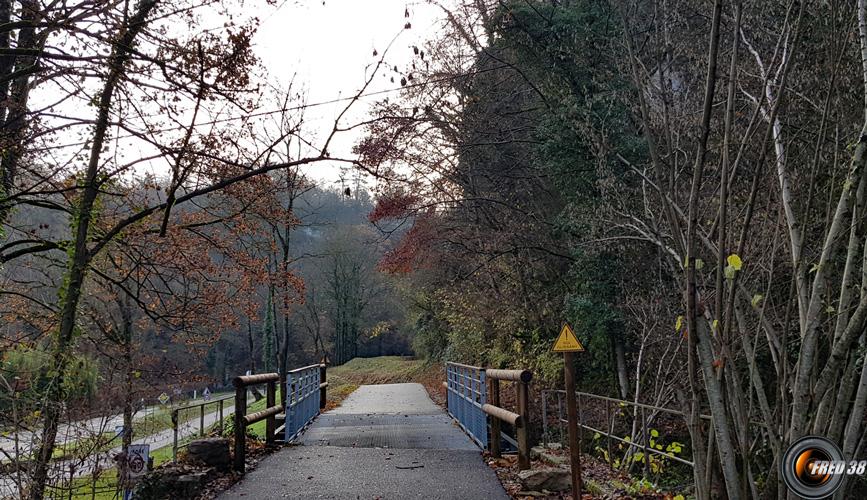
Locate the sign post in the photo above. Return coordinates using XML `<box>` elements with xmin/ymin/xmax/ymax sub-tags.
<box><xmin>122</xmin><ymin>443</ymin><xmax>150</xmax><ymax>499</ymax></box>
<box><xmin>127</xmin><ymin>444</ymin><xmax>150</xmax><ymax>478</ymax></box>
<box><xmin>553</xmin><ymin>323</ymin><xmax>585</xmax><ymax>499</ymax></box>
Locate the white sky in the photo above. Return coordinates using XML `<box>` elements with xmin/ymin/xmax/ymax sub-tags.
<box><xmin>29</xmin><ymin>1</ymin><xmax>447</xmax><ymax>194</ymax></box>
<box><xmin>252</xmin><ymin>0</ymin><xmax>444</xmax><ymax>188</ymax></box>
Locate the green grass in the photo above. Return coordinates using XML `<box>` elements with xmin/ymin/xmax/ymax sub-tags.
<box><xmin>62</xmin><ymin>420</ymin><xmax>223</xmax><ymax>499</ymax></box>
<box><xmin>325</xmin><ymin>356</ymin><xmax>429</xmax><ymax>404</ymax></box>
<box><xmin>52</xmin><ymin>431</ymin><xmax>118</xmax><ymax>460</ymax></box>
<box><xmin>60</xmin><ymin>468</ymin><xmax>119</xmax><ymax>499</ymax></box>
<box><xmin>245</xmin><ymin>397</ymin><xmax>270</xmax><ymax>437</ymax></box>
<box><xmin>49</xmin><ymin>394</ymin><xmax>233</xmax><ymax>463</ymax></box>
<box><xmin>328</xmin><ymin>356</ymin><xmax>428</xmax><ymax>384</ymax></box>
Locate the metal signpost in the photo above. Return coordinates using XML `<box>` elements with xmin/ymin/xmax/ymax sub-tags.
<box><xmin>553</xmin><ymin>323</ymin><xmax>585</xmax><ymax>499</ymax></box>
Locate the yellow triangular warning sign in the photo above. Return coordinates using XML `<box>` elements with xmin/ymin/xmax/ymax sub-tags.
<box><xmin>553</xmin><ymin>323</ymin><xmax>585</xmax><ymax>352</ymax></box>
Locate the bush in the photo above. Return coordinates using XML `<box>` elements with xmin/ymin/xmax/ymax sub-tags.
<box><xmin>0</xmin><ymin>344</ymin><xmax>98</xmax><ymax>413</ymax></box>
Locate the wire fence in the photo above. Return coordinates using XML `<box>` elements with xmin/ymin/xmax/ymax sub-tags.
<box><xmin>541</xmin><ymin>389</ymin><xmax>700</xmax><ymax>484</ymax></box>
<box><xmin>0</xmin><ymin>390</ymin><xmax>238</xmax><ymax>498</ymax></box>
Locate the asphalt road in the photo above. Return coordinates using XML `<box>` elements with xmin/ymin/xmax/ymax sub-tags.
<box><xmin>219</xmin><ymin>383</ymin><xmax>509</xmax><ymax>500</ymax></box>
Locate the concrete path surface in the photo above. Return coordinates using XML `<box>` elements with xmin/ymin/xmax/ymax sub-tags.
<box><xmin>219</xmin><ymin>383</ymin><xmax>509</xmax><ymax>500</ymax></box>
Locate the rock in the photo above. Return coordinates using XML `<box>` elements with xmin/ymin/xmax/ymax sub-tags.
<box><xmin>186</xmin><ymin>438</ymin><xmax>231</xmax><ymax>471</ymax></box>
<box><xmin>540</xmin><ymin>452</ymin><xmax>570</xmax><ymax>467</ymax></box>
<box><xmin>518</xmin><ymin>467</ymin><xmax>571</xmax><ymax>492</ymax></box>
<box><xmin>530</xmin><ymin>446</ymin><xmax>546</xmax><ymax>460</ymax></box>
<box><xmin>132</xmin><ymin>464</ymin><xmax>213</xmax><ymax>499</ymax></box>
<box><xmin>544</xmin><ymin>442</ymin><xmax>562</xmax><ymax>450</ymax></box>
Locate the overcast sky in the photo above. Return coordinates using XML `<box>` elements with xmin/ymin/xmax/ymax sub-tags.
<box><xmin>31</xmin><ymin>1</ymin><xmax>447</xmax><ymax>193</ymax></box>
<box><xmin>252</xmin><ymin>0</ymin><xmax>444</xmax><ymax>188</ymax></box>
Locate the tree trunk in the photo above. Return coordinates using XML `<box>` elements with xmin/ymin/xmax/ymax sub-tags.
<box><xmin>0</xmin><ymin>0</ymin><xmax>39</xmax><ymax>226</ymax></box>
<box><xmin>247</xmin><ymin>319</ymin><xmax>256</xmax><ymax>374</ymax></box>
<box><xmin>683</xmin><ymin>0</ymin><xmax>742</xmax><ymax>497</ymax></box>
<box><xmin>121</xmin><ymin>297</ymin><xmax>134</xmax><ymax>492</ymax></box>
<box><xmin>0</xmin><ymin>0</ymin><xmax>12</xmax><ymax>124</ymax></box>
<box><xmin>29</xmin><ymin>3</ymin><xmax>158</xmax><ymax>497</ymax></box>
<box><xmin>613</xmin><ymin>335</ymin><xmax>629</xmax><ymax>400</ymax></box>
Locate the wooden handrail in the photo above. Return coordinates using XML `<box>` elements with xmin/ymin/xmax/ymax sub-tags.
<box><xmin>244</xmin><ymin>404</ymin><xmax>283</xmax><ymax>425</ymax></box>
<box><xmin>233</xmin><ymin>373</ymin><xmax>279</xmax><ymax>386</ymax></box>
<box><xmin>445</xmin><ymin>362</ymin><xmax>533</xmax><ymax>471</ymax></box>
<box><xmin>482</xmin><ymin>404</ymin><xmax>522</xmax><ymax>427</ymax></box>
<box><xmin>233</xmin><ymin>372</ymin><xmax>279</xmax><ymax>473</ymax></box>
<box><xmin>486</xmin><ymin>368</ymin><xmax>533</xmax><ymax>383</ymax></box>
<box><xmin>232</xmin><ymin>364</ymin><xmax>327</xmax><ymax>473</ymax></box>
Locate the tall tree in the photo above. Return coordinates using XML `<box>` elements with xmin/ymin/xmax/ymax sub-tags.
<box><xmin>262</xmin><ymin>287</ymin><xmax>276</xmax><ymax>372</ymax></box>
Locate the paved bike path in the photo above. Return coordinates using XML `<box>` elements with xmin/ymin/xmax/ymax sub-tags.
<box><xmin>219</xmin><ymin>383</ymin><xmax>509</xmax><ymax>499</ymax></box>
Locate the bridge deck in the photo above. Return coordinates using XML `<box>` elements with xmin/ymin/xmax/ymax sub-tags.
<box><xmin>219</xmin><ymin>383</ymin><xmax>509</xmax><ymax>499</ymax></box>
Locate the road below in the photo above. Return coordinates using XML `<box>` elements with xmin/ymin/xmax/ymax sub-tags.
<box><xmin>0</xmin><ymin>400</ymin><xmax>238</xmax><ymax>498</ymax></box>
<box><xmin>219</xmin><ymin>383</ymin><xmax>508</xmax><ymax>500</ymax></box>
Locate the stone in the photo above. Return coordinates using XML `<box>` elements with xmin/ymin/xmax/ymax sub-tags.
<box><xmin>530</xmin><ymin>446</ymin><xmax>546</xmax><ymax>460</ymax></box>
<box><xmin>132</xmin><ymin>464</ymin><xmax>213</xmax><ymax>499</ymax></box>
<box><xmin>517</xmin><ymin>467</ymin><xmax>571</xmax><ymax>492</ymax></box>
<box><xmin>186</xmin><ymin>437</ymin><xmax>231</xmax><ymax>471</ymax></box>
<box><xmin>540</xmin><ymin>452</ymin><xmax>570</xmax><ymax>467</ymax></box>
<box><xmin>544</xmin><ymin>442</ymin><xmax>562</xmax><ymax>450</ymax></box>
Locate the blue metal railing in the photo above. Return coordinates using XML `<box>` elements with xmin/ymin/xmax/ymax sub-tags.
<box><xmin>285</xmin><ymin>363</ymin><xmax>322</xmax><ymax>441</ymax></box>
<box><xmin>445</xmin><ymin>362</ymin><xmax>488</xmax><ymax>448</ymax></box>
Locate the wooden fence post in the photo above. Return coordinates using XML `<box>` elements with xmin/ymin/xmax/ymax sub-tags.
<box><xmin>219</xmin><ymin>399</ymin><xmax>224</xmax><ymax>435</ymax></box>
<box><xmin>319</xmin><ymin>363</ymin><xmax>327</xmax><ymax>409</ymax></box>
<box><xmin>517</xmin><ymin>381</ymin><xmax>530</xmax><ymax>470</ymax></box>
<box><xmin>489</xmin><ymin>378</ymin><xmax>501</xmax><ymax>458</ymax></box>
<box><xmin>266</xmin><ymin>379</ymin><xmax>276</xmax><ymax>446</ymax></box>
<box><xmin>233</xmin><ymin>378</ymin><xmax>247</xmax><ymax>473</ymax></box>
<box><xmin>171</xmin><ymin>410</ymin><xmax>178</xmax><ymax>463</ymax></box>
<box><xmin>606</xmin><ymin>401</ymin><xmax>613</xmax><ymax>464</ymax></box>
